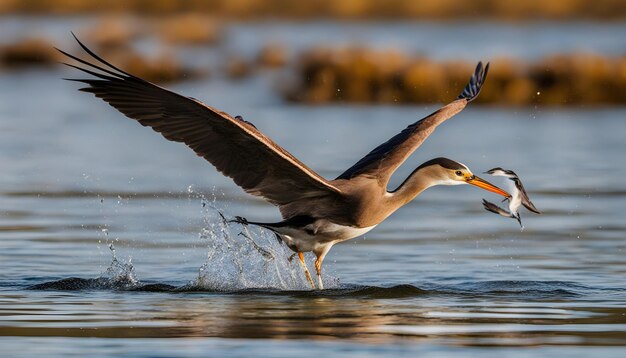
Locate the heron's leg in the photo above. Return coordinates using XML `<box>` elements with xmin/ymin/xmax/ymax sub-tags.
<box><xmin>298</xmin><ymin>252</ymin><xmax>315</xmax><ymax>289</ymax></box>
<box><xmin>314</xmin><ymin>244</ymin><xmax>333</xmax><ymax>290</ymax></box>
<box><xmin>314</xmin><ymin>257</ymin><xmax>323</xmax><ymax>290</ymax></box>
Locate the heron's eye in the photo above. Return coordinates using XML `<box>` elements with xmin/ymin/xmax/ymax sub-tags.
<box><xmin>455</xmin><ymin>171</ymin><xmax>463</xmax><ymax>176</ymax></box>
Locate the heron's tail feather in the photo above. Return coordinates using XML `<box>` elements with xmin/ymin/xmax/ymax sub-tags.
<box><xmin>229</xmin><ymin>216</ymin><xmax>284</xmax><ymax>244</ymax></box>
<box><xmin>230</xmin><ymin>216</ymin><xmax>250</xmax><ymax>225</ymax></box>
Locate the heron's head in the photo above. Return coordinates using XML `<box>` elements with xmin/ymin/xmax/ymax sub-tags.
<box><xmin>417</xmin><ymin>157</ymin><xmax>510</xmax><ymax>197</ymax></box>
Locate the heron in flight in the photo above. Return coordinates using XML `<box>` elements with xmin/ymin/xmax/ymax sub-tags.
<box><xmin>59</xmin><ymin>35</ymin><xmax>509</xmax><ymax>289</ymax></box>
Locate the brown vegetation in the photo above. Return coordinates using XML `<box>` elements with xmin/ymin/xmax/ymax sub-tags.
<box><xmin>257</xmin><ymin>43</ymin><xmax>288</xmax><ymax>68</ymax></box>
<box><xmin>1</xmin><ymin>0</ymin><xmax>626</xmax><ymax>20</ymax></box>
<box><xmin>225</xmin><ymin>55</ymin><xmax>252</xmax><ymax>79</ymax></box>
<box><xmin>155</xmin><ymin>13</ymin><xmax>222</xmax><ymax>45</ymax></box>
<box><xmin>82</xmin><ymin>17</ymin><xmax>142</xmax><ymax>50</ymax></box>
<box><xmin>0</xmin><ymin>38</ymin><xmax>59</xmax><ymax>68</ymax></box>
<box><xmin>285</xmin><ymin>48</ymin><xmax>626</xmax><ymax>105</ymax></box>
<box><xmin>103</xmin><ymin>49</ymin><xmax>204</xmax><ymax>83</ymax></box>
<box><xmin>0</xmin><ymin>36</ymin><xmax>204</xmax><ymax>84</ymax></box>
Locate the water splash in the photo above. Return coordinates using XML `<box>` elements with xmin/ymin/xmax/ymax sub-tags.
<box><xmin>99</xmin><ymin>243</ymin><xmax>138</xmax><ymax>289</ymax></box>
<box><xmin>33</xmin><ymin>192</ymin><xmax>340</xmax><ymax>292</ymax></box>
<box><xmin>190</xmin><ymin>202</ymin><xmax>339</xmax><ymax>291</ymax></box>
<box><xmin>28</xmin><ymin>244</ymin><xmax>139</xmax><ymax>291</ymax></box>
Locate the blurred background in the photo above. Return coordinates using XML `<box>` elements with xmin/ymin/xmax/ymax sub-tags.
<box><xmin>1</xmin><ymin>0</ymin><xmax>626</xmax><ymax>105</ymax></box>
<box><xmin>1</xmin><ymin>1</ymin><xmax>626</xmax><ymax>356</ymax></box>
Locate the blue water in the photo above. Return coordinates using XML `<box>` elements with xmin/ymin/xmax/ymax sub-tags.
<box><xmin>1</xmin><ymin>17</ymin><xmax>626</xmax><ymax>357</ymax></box>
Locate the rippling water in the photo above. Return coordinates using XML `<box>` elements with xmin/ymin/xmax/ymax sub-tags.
<box><xmin>1</xmin><ymin>19</ymin><xmax>626</xmax><ymax>357</ymax></box>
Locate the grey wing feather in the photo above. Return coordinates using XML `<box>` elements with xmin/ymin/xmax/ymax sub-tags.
<box><xmin>512</xmin><ymin>178</ymin><xmax>541</xmax><ymax>214</ymax></box>
<box><xmin>59</xmin><ymin>34</ymin><xmax>343</xmax><ymax>208</ymax></box>
<box><xmin>336</xmin><ymin>62</ymin><xmax>489</xmax><ymax>183</ymax></box>
<box><xmin>519</xmin><ymin>187</ymin><xmax>541</xmax><ymax>214</ymax></box>
<box><xmin>482</xmin><ymin>199</ymin><xmax>513</xmax><ymax>218</ymax></box>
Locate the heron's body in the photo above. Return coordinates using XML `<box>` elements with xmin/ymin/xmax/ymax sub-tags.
<box><xmin>60</xmin><ymin>35</ymin><xmax>510</xmax><ymax>289</ymax></box>
<box><xmin>269</xmin><ymin>220</ymin><xmax>376</xmax><ymax>254</ymax></box>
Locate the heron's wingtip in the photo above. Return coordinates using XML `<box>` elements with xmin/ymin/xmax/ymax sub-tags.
<box><xmin>457</xmin><ymin>61</ymin><xmax>490</xmax><ymax>102</ymax></box>
<box><xmin>59</xmin><ymin>32</ymin><xmax>135</xmax><ymax>80</ymax></box>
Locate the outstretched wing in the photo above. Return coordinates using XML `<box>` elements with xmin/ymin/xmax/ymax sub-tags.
<box><xmin>336</xmin><ymin>62</ymin><xmax>489</xmax><ymax>184</ymax></box>
<box><xmin>482</xmin><ymin>199</ymin><xmax>512</xmax><ymax>218</ymax></box>
<box><xmin>59</xmin><ymin>34</ymin><xmax>342</xmax><ymax>207</ymax></box>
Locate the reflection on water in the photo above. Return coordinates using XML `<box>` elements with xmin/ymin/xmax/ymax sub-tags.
<box><xmin>1</xmin><ymin>18</ymin><xmax>626</xmax><ymax>358</ymax></box>
<box><xmin>3</xmin><ymin>280</ymin><xmax>626</xmax><ymax>347</ymax></box>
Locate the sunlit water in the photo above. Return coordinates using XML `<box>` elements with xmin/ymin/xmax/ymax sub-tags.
<box><xmin>1</xmin><ymin>19</ymin><xmax>625</xmax><ymax>357</ymax></box>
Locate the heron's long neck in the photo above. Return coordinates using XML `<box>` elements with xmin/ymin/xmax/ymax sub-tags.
<box><xmin>385</xmin><ymin>166</ymin><xmax>439</xmax><ymax>209</ymax></box>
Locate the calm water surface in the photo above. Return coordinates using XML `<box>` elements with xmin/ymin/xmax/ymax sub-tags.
<box><xmin>0</xmin><ymin>20</ymin><xmax>625</xmax><ymax>358</ymax></box>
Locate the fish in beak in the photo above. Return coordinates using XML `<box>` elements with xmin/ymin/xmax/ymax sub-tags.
<box><xmin>467</xmin><ymin>175</ymin><xmax>510</xmax><ymax>197</ymax></box>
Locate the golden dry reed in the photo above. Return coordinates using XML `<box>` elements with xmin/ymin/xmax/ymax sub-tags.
<box><xmin>0</xmin><ymin>36</ymin><xmax>205</xmax><ymax>83</ymax></box>
<box><xmin>0</xmin><ymin>38</ymin><xmax>60</xmax><ymax>67</ymax></box>
<box><xmin>2</xmin><ymin>34</ymin><xmax>624</xmax><ymax>104</ymax></box>
<box><xmin>285</xmin><ymin>48</ymin><xmax>626</xmax><ymax>105</ymax></box>
<box><xmin>1</xmin><ymin>0</ymin><xmax>626</xmax><ymax>20</ymax></box>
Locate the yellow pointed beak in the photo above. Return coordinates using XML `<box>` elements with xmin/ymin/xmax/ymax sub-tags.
<box><xmin>467</xmin><ymin>175</ymin><xmax>510</xmax><ymax>197</ymax></box>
